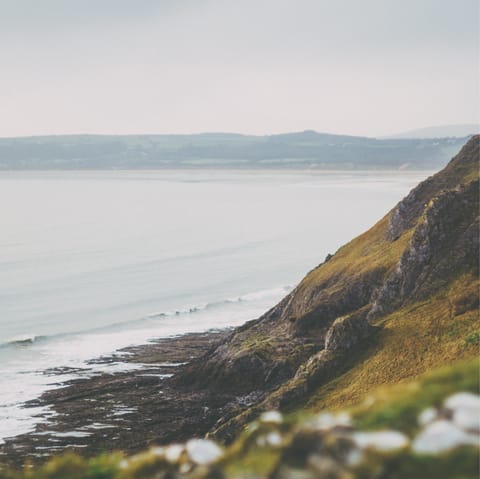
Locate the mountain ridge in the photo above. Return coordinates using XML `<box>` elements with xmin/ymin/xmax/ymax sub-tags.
<box><xmin>0</xmin><ymin>131</ymin><xmax>469</xmax><ymax>170</ymax></box>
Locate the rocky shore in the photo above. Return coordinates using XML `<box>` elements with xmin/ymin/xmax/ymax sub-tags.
<box><xmin>0</xmin><ymin>329</ymin><xmax>242</xmax><ymax>468</ymax></box>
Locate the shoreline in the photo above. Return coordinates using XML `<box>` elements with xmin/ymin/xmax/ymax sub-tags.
<box><xmin>0</xmin><ymin>329</ymin><xmax>236</xmax><ymax>468</ymax></box>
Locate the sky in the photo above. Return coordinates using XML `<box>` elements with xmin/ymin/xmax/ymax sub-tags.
<box><xmin>0</xmin><ymin>0</ymin><xmax>478</xmax><ymax>137</ymax></box>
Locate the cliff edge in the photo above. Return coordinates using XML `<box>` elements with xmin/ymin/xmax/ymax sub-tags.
<box><xmin>176</xmin><ymin>135</ymin><xmax>479</xmax><ymax>440</ymax></box>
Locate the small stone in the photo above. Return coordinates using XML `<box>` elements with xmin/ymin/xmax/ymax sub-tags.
<box><xmin>352</xmin><ymin>430</ymin><xmax>409</xmax><ymax>452</ymax></box>
<box><xmin>164</xmin><ymin>444</ymin><xmax>184</xmax><ymax>463</ymax></box>
<box><xmin>444</xmin><ymin>393</ymin><xmax>480</xmax><ymax>411</ymax></box>
<box><xmin>260</xmin><ymin>411</ymin><xmax>283</xmax><ymax>424</ymax></box>
<box><xmin>418</xmin><ymin>407</ymin><xmax>437</xmax><ymax>426</ymax></box>
<box><xmin>185</xmin><ymin>439</ymin><xmax>223</xmax><ymax>465</ymax></box>
<box><xmin>412</xmin><ymin>420</ymin><xmax>479</xmax><ymax>454</ymax></box>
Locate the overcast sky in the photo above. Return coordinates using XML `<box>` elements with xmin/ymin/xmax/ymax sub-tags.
<box><xmin>0</xmin><ymin>0</ymin><xmax>478</xmax><ymax>137</ymax></box>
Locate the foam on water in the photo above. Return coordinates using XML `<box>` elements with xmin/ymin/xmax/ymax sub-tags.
<box><xmin>0</xmin><ymin>285</ymin><xmax>290</xmax><ymax>444</ymax></box>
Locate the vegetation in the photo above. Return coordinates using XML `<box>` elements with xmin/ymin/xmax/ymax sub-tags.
<box><xmin>304</xmin><ymin>274</ymin><xmax>479</xmax><ymax>414</ymax></box>
<box><xmin>351</xmin><ymin>358</ymin><xmax>479</xmax><ymax>434</ymax></box>
<box><xmin>0</xmin><ymin>131</ymin><xmax>468</xmax><ymax>170</ymax></box>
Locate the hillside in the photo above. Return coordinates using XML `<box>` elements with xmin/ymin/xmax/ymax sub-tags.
<box><xmin>175</xmin><ymin>135</ymin><xmax>479</xmax><ymax>440</ymax></box>
<box><xmin>0</xmin><ymin>132</ymin><xmax>468</xmax><ymax>170</ymax></box>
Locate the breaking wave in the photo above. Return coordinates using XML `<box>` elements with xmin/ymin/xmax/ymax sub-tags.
<box><xmin>146</xmin><ymin>285</ymin><xmax>292</xmax><ymax>319</ymax></box>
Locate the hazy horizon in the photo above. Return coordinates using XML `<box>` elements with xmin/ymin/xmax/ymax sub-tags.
<box><xmin>0</xmin><ymin>122</ymin><xmax>478</xmax><ymax>140</ymax></box>
<box><xmin>1</xmin><ymin>0</ymin><xmax>478</xmax><ymax>138</ymax></box>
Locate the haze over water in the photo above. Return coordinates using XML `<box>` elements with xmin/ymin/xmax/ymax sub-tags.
<box><xmin>0</xmin><ymin>169</ymin><xmax>431</xmax><ymax>443</ymax></box>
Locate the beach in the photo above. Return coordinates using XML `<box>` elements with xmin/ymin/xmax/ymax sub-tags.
<box><xmin>0</xmin><ymin>329</ymin><xmax>238</xmax><ymax>467</ymax></box>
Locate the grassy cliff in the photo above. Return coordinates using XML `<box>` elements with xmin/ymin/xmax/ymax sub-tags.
<box><xmin>177</xmin><ymin>135</ymin><xmax>479</xmax><ymax>439</ymax></box>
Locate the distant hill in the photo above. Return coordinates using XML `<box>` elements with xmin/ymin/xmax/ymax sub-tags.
<box><xmin>0</xmin><ymin>131</ymin><xmax>471</xmax><ymax>170</ymax></box>
<box><xmin>386</xmin><ymin>123</ymin><xmax>479</xmax><ymax>139</ymax></box>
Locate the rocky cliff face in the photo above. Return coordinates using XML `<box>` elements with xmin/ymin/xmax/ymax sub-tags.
<box><xmin>176</xmin><ymin>135</ymin><xmax>479</xmax><ymax>440</ymax></box>
<box><xmin>369</xmin><ymin>179</ymin><xmax>479</xmax><ymax>320</ymax></box>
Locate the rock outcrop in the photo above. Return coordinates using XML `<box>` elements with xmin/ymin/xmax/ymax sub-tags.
<box><xmin>369</xmin><ymin>179</ymin><xmax>479</xmax><ymax>320</ymax></box>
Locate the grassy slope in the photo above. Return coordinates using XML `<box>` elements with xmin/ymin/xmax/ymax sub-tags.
<box><xmin>291</xmin><ymin>137</ymin><xmax>480</xmax><ymax>412</ymax></box>
<box><xmin>351</xmin><ymin>357</ymin><xmax>480</xmax><ymax>434</ymax></box>
<box><xmin>223</xmin><ymin>358</ymin><xmax>480</xmax><ymax>479</ymax></box>
<box><xmin>304</xmin><ymin>273</ymin><xmax>479</xmax><ymax>413</ymax></box>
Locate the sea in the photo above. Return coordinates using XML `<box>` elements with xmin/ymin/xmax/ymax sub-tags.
<box><xmin>0</xmin><ymin>168</ymin><xmax>433</xmax><ymax>444</ymax></box>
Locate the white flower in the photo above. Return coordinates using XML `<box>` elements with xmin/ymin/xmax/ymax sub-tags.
<box><xmin>418</xmin><ymin>407</ymin><xmax>437</xmax><ymax>426</ymax></box>
<box><xmin>444</xmin><ymin>393</ymin><xmax>480</xmax><ymax>411</ymax></box>
<box><xmin>185</xmin><ymin>439</ymin><xmax>223</xmax><ymax>465</ymax></box>
<box><xmin>309</xmin><ymin>412</ymin><xmax>352</xmax><ymax>431</ymax></box>
<box><xmin>259</xmin><ymin>411</ymin><xmax>283</xmax><ymax>424</ymax></box>
<box><xmin>164</xmin><ymin>444</ymin><xmax>184</xmax><ymax>463</ymax></box>
<box><xmin>352</xmin><ymin>430</ymin><xmax>409</xmax><ymax>452</ymax></box>
<box><xmin>413</xmin><ymin>420</ymin><xmax>479</xmax><ymax>454</ymax></box>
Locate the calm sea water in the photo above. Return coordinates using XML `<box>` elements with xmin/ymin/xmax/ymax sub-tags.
<box><xmin>0</xmin><ymin>169</ymin><xmax>432</xmax><ymax>443</ymax></box>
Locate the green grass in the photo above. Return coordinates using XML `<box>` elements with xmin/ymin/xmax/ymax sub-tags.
<box><xmin>303</xmin><ymin>274</ymin><xmax>479</xmax><ymax>414</ymax></box>
<box><xmin>356</xmin><ymin>447</ymin><xmax>479</xmax><ymax>479</ymax></box>
<box><xmin>351</xmin><ymin>357</ymin><xmax>479</xmax><ymax>434</ymax></box>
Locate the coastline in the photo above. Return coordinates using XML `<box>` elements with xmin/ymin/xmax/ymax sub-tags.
<box><xmin>0</xmin><ymin>329</ymin><xmax>237</xmax><ymax>468</ymax></box>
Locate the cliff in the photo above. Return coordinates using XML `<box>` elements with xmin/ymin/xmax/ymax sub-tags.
<box><xmin>176</xmin><ymin>135</ymin><xmax>479</xmax><ymax>440</ymax></box>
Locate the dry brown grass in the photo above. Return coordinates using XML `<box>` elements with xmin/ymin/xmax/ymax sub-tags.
<box><xmin>304</xmin><ymin>273</ymin><xmax>479</xmax><ymax>413</ymax></box>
